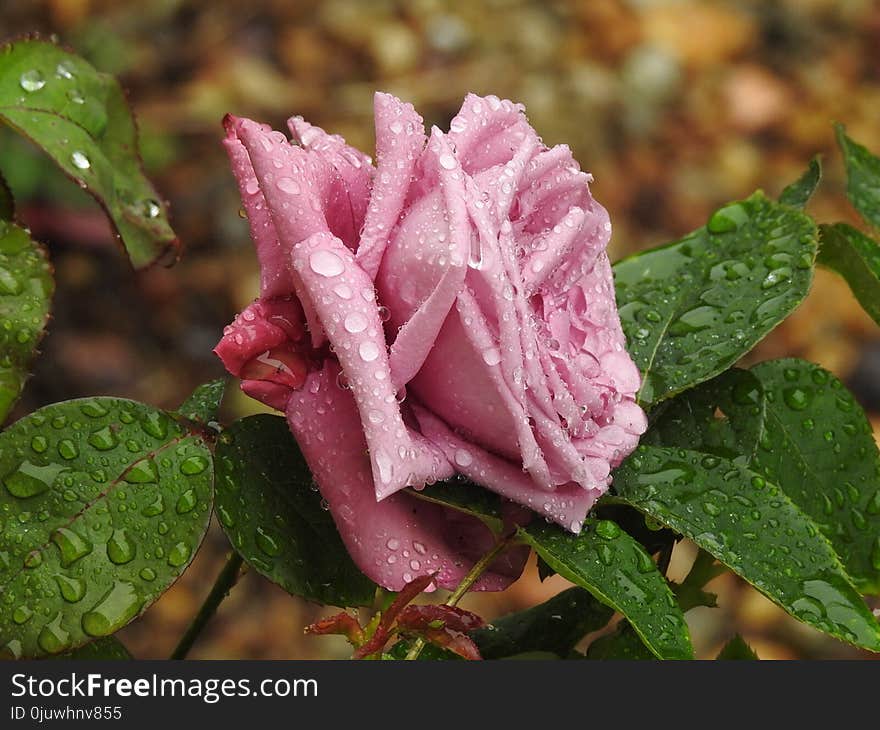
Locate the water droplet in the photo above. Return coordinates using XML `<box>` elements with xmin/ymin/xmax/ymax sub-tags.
<box><xmin>0</xmin><ymin>266</ymin><xmax>22</xmax><ymax>295</ymax></box>
<box><xmin>454</xmin><ymin>449</ymin><xmax>473</xmax><ymax>467</ymax></box>
<box><xmin>344</xmin><ymin>311</ymin><xmax>368</xmax><ymax>333</ymax></box>
<box><xmin>106</xmin><ymin>529</ymin><xmax>136</xmax><ymax>564</ymax></box>
<box><xmin>359</xmin><ymin>341</ymin><xmax>380</xmax><ymax>362</ymax></box>
<box><xmin>180</xmin><ymin>455</ymin><xmax>208</xmax><ymax>476</ymax></box>
<box><xmin>88</xmin><ymin>426</ymin><xmax>118</xmax><ymax>451</ymax></box>
<box><xmin>141</xmin><ymin>412</ymin><xmax>169</xmax><ymax>439</ymax></box>
<box><xmin>595</xmin><ymin>520</ymin><xmax>621</xmax><ymax>540</ymax></box>
<box><xmin>51</xmin><ymin>527</ymin><xmax>92</xmax><ymax>567</ymax></box>
<box><xmin>67</xmin><ymin>88</ymin><xmax>85</xmax><ymax>104</ymax></box>
<box><xmin>175</xmin><ymin>489</ymin><xmax>197</xmax><ymax>514</ymax></box>
<box><xmin>81</xmin><ymin>581</ymin><xmax>142</xmax><ymax>637</ymax></box>
<box><xmin>707</xmin><ymin>203</ymin><xmax>747</xmax><ymax>234</ymax></box>
<box><xmin>12</xmin><ymin>605</ymin><xmax>33</xmax><ymax>625</ymax></box>
<box><xmin>57</xmin><ymin>439</ymin><xmax>79</xmax><ymax>460</ymax></box>
<box><xmin>30</xmin><ymin>435</ymin><xmax>48</xmax><ymax>453</ymax></box>
<box><xmin>256</xmin><ymin>526</ymin><xmax>281</xmax><ymax>556</ymax></box>
<box><xmin>80</xmin><ymin>400</ymin><xmax>108</xmax><ymax>418</ymax></box>
<box><xmin>55</xmin><ymin>61</ymin><xmax>75</xmax><ymax>79</ymax></box>
<box><xmin>142</xmin><ymin>494</ymin><xmax>165</xmax><ymax>517</ymax></box>
<box><xmin>309</xmin><ymin>250</ymin><xmax>345</xmax><ymax>278</ymax></box>
<box><xmin>124</xmin><ymin>458</ymin><xmax>158</xmax><ymax>484</ymax></box>
<box><xmin>167</xmin><ymin>541</ymin><xmax>192</xmax><ymax>567</ymax></box>
<box><xmin>482</xmin><ymin>347</ymin><xmax>502</xmax><ymax>366</ymax></box>
<box><xmin>24</xmin><ymin>550</ymin><xmax>43</xmax><ymax>568</ymax></box>
<box><xmin>38</xmin><ymin>612</ymin><xmax>70</xmax><ymax>654</ymax></box>
<box><xmin>139</xmin><ymin>567</ymin><xmax>157</xmax><ymax>581</ymax></box>
<box><xmin>439</xmin><ymin>153</ymin><xmax>457</xmax><ymax>170</ymax></box>
<box><xmin>20</xmin><ymin>69</ymin><xmax>46</xmax><ymax>92</ymax></box>
<box><xmin>70</xmin><ymin>150</ymin><xmax>91</xmax><ymax>170</ymax></box>
<box><xmin>55</xmin><ymin>574</ymin><xmax>86</xmax><ymax>602</ymax></box>
<box><xmin>4</xmin><ymin>460</ymin><xmax>67</xmax><ymax>498</ymax></box>
<box><xmin>276</xmin><ymin>177</ymin><xmax>301</xmax><ymax>195</ymax></box>
<box><xmin>783</xmin><ymin>386</ymin><xmax>812</xmax><ymax>411</ymax></box>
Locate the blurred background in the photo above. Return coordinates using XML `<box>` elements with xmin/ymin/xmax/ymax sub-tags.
<box><xmin>2</xmin><ymin>0</ymin><xmax>879</xmax><ymax>659</ymax></box>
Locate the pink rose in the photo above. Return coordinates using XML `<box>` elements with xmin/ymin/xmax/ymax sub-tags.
<box><xmin>215</xmin><ymin>92</ymin><xmax>646</xmax><ymax>591</ymax></box>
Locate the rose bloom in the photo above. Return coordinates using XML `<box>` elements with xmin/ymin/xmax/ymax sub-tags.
<box><xmin>215</xmin><ymin>93</ymin><xmax>646</xmax><ymax>591</ymax></box>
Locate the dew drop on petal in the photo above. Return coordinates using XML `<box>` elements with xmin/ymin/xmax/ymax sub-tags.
<box><xmin>309</xmin><ymin>250</ymin><xmax>345</xmax><ymax>277</ymax></box>
<box><xmin>276</xmin><ymin>177</ymin><xmax>301</xmax><ymax>195</ymax></box>
<box><xmin>344</xmin><ymin>312</ymin><xmax>368</xmax><ymax>333</ymax></box>
<box><xmin>439</xmin><ymin>153</ymin><xmax>457</xmax><ymax>170</ymax></box>
<box><xmin>359</xmin><ymin>341</ymin><xmax>380</xmax><ymax>362</ymax></box>
<box><xmin>454</xmin><ymin>449</ymin><xmax>473</xmax><ymax>467</ymax></box>
<box><xmin>482</xmin><ymin>347</ymin><xmax>502</xmax><ymax>366</ymax></box>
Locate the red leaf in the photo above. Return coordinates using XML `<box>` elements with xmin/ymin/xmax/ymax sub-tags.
<box><xmin>352</xmin><ymin>572</ymin><xmax>436</xmax><ymax>659</ymax></box>
<box><xmin>304</xmin><ymin>611</ymin><xmax>364</xmax><ymax>645</ymax></box>
<box><xmin>396</xmin><ymin>604</ymin><xmax>486</xmax><ymax>633</ymax></box>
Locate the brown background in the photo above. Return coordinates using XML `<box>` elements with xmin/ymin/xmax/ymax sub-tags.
<box><xmin>2</xmin><ymin>0</ymin><xmax>879</xmax><ymax>659</ymax></box>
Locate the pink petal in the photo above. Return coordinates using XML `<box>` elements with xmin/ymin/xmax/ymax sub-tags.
<box><xmin>286</xmin><ymin>361</ymin><xmax>528</xmax><ymax>591</ymax></box>
<box><xmin>356</xmin><ymin>92</ymin><xmax>427</xmax><ymax>279</ymax></box>
<box><xmin>446</xmin><ymin>93</ymin><xmax>533</xmax><ymax>175</ymax></box>
<box><xmin>290</xmin><ymin>230</ymin><xmax>447</xmax><ymax>499</ymax></box>
<box><xmin>384</xmin><ymin>129</ymin><xmax>469</xmax><ymax>389</ymax></box>
<box><xmin>288</xmin><ymin>116</ymin><xmax>374</xmax><ymax>249</ymax></box>
<box><xmin>414</xmin><ymin>405</ymin><xmax>598</xmax><ymax>532</ymax></box>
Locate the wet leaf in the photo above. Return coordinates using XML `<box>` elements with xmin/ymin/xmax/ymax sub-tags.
<box><xmin>613</xmin><ymin>192</ymin><xmax>817</xmax><ymax>405</ymax></box>
<box><xmin>0</xmin><ymin>219</ymin><xmax>53</xmax><ymax>423</ymax></box>
<box><xmin>51</xmin><ymin>635</ymin><xmax>131</xmax><ymax>660</ymax></box>
<box><xmin>408</xmin><ymin>478</ymin><xmax>505</xmax><ymax>533</ymax></box>
<box><xmin>650</xmin><ymin>361</ymin><xmax>880</xmax><ymax>594</ymax></box>
<box><xmin>0</xmin><ymin>397</ymin><xmax>214</xmax><ymax>658</ymax></box>
<box><xmin>835</xmin><ymin>123</ymin><xmax>880</xmax><ymax>229</ymax></box>
<box><xmin>518</xmin><ymin>517</ymin><xmax>693</xmax><ymax>660</ymax></box>
<box><xmin>585</xmin><ymin>623</ymin><xmax>655</xmax><ymax>660</ymax></box>
<box><xmin>472</xmin><ymin>587</ymin><xmax>613</xmax><ymax>659</ymax></box>
<box><xmin>614</xmin><ymin>445</ymin><xmax>880</xmax><ymax>651</ymax></box>
<box><xmin>0</xmin><ymin>39</ymin><xmax>177</xmax><ymax>268</ymax></box>
<box><xmin>716</xmin><ymin>634</ymin><xmax>758</xmax><ymax>660</ymax></box>
<box><xmin>779</xmin><ymin>157</ymin><xmax>822</xmax><ymax>210</ymax></box>
<box><xmin>817</xmin><ymin>223</ymin><xmax>880</xmax><ymax>326</ymax></box>
<box><xmin>214</xmin><ymin>414</ymin><xmax>376</xmax><ymax>607</ymax></box>
<box><xmin>175</xmin><ymin>379</ymin><xmax>225</xmax><ymax>425</ymax></box>
<box><xmin>749</xmin><ymin>359</ymin><xmax>880</xmax><ymax>594</ymax></box>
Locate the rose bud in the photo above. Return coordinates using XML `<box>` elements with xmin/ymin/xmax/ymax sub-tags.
<box><xmin>215</xmin><ymin>92</ymin><xmax>646</xmax><ymax>591</ymax></box>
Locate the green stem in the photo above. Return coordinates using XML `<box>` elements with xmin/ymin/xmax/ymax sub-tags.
<box><xmin>404</xmin><ymin>535</ymin><xmax>512</xmax><ymax>660</ymax></box>
<box><xmin>170</xmin><ymin>551</ymin><xmax>245</xmax><ymax>660</ymax></box>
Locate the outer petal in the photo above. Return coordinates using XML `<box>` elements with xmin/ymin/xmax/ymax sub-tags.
<box><xmin>414</xmin><ymin>405</ymin><xmax>598</xmax><ymax>532</ymax></box>
<box><xmin>446</xmin><ymin>93</ymin><xmax>533</xmax><ymax>175</ymax></box>
<box><xmin>290</xmin><ymin>231</ymin><xmax>444</xmax><ymax>500</ymax></box>
<box><xmin>356</xmin><ymin>92</ymin><xmax>427</xmax><ymax>279</ymax></box>
<box><xmin>286</xmin><ymin>361</ymin><xmax>528</xmax><ymax>591</ymax></box>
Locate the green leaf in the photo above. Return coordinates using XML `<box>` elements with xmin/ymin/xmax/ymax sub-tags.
<box><xmin>614</xmin><ymin>445</ymin><xmax>880</xmax><ymax>651</ymax></box>
<box><xmin>644</xmin><ymin>368</ymin><xmax>766</xmax><ymax>465</ymax></box>
<box><xmin>0</xmin><ymin>170</ymin><xmax>13</xmax><ymax>220</ymax></box>
<box><xmin>0</xmin><ymin>397</ymin><xmax>214</xmax><ymax>659</ymax></box>
<box><xmin>0</xmin><ymin>219</ymin><xmax>53</xmax><ymax>423</ymax></box>
<box><xmin>835</xmin><ymin>123</ymin><xmax>880</xmax><ymax>229</ymax></box>
<box><xmin>408</xmin><ymin>478</ymin><xmax>505</xmax><ymax>533</ymax></box>
<box><xmin>0</xmin><ymin>39</ymin><xmax>177</xmax><ymax>268</ymax></box>
<box><xmin>779</xmin><ymin>157</ymin><xmax>822</xmax><ymax>210</ymax></box>
<box><xmin>51</xmin><ymin>635</ymin><xmax>131</xmax><ymax>660</ymax></box>
<box><xmin>214</xmin><ymin>414</ymin><xmax>376</xmax><ymax>607</ymax></box>
<box><xmin>517</xmin><ymin>517</ymin><xmax>693</xmax><ymax>660</ymax></box>
<box><xmin>817</xmin><ymin>223</ymin><xmax>880</xmax><ymax>326</ymax></box>
<box><xmin>613</xmin><ymin>192</ymin><xmax>817</xmax><ymax>405</ymax></box>
<box><xmin>175</xmin><ymin>379</ymin><xmax>226</xmax><ymax>425</ymax></box>
<box><xmin>585</xmin><ymin>623</ymin><xmax>655</xmax><ymax>660</ymax></box>
<box><xmin>748</xmin><ymin>359</ymin><xmax>880</xmax><ymax>594</ymax></box>
<box><xmin>472</xmin><ymin>587</ymin><xmax>614</xmax><ymax>659</ymax></box>
<box><xmin>716</xmin><ymin>634</ymin><xmax>758</xmax><ymax>660</ymax></box>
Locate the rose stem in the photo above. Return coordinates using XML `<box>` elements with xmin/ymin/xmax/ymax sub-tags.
<box><xmin>404</xmin><ymin>535</ymin><xmax>513</xmax><ymax>661</ymax></box>
<box><xmin>170</xmin><ymin>551</ymin><xmax>246</xmax><ymax>660</ymax></box>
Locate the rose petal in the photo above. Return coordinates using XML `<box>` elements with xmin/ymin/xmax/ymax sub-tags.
<box><xmin>286</xmin><ymin>361</ymin><xmax>528</xmax><ymax>591</ymax></box>
<box><xmin>356</xmin><ymin>92</ymin><xmax>427</xmax><ymax>279</ymax></box>
<box><xmin>414</xmin><ymin>405</ymin><xmax>598</xmax><ymax>532</ymax></box>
